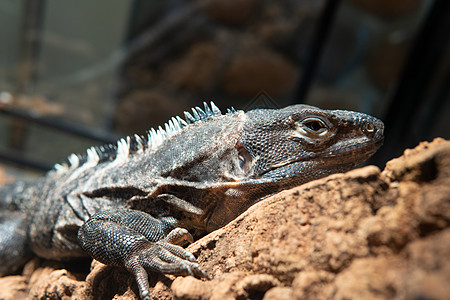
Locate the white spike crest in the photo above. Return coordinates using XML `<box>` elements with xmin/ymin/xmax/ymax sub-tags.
<box><xmin>68</xmin><ymin>153</ymin><xmax>80</xmax><ymax>169</ymax></box>
<box><xmin>51</xmin><ymin>101</ymin><xmax>227</xmax><ymax>176</ymax></box>
<box><xmin>176</xmin><ymin>116</ymin><xmax>188</xmax><ymax>127</ymax></box>
<box><xmin>86</xmin><ymin>147</ymin><xmax>100</xmax><ymax>166</ymax></box>
<box><xmin>116</xmin><ymin>138</ymin><xmax>129</xmax><ymax>162</ymax></box>
<box><xmin>54</xmin><ymin>163</ymin><xmax>69</xmax><ymax>174</ymax></box>
<box><xmin>210</xmin><ymin>101</ymin><xmax>221</xmax><ymax>114</ymax></box>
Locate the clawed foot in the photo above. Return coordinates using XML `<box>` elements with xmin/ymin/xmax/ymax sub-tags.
<box><xmin>125</xmin><ymin>227</ymin><xmax>209</xmax><ymax>299</ymax></box>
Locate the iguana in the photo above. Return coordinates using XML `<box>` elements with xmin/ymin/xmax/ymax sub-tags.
<box><xmin>0</xmin><ymin>102</ymin><xmax>384</xmax><ymax>299</ymax></box>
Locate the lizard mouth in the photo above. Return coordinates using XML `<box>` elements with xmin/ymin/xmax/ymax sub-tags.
<box><xmin>320</xmin><ymin>137</ymin><xmax>384</xmax><ymax>160</ymax></box>
<box><xmin>257</xmin><ymin>137</ymin><xmax>384</xmax><ymax>178</ymax></box>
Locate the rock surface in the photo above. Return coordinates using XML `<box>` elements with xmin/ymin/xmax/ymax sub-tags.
<box><xmin>1</xmin><ymin>138</ymin><xmax>449</xmax><ymax>299</ymax></box>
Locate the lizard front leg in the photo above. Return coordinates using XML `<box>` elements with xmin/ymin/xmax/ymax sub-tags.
<box><xmin>77</xmin><ymin>209</ymin><xmax>208</xmax><ymax>299</ymax></box>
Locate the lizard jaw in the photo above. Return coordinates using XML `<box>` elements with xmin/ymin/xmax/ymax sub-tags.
<box><xmin>256</xmin><ymin>137</ymin><xmax>384</xmax><ymax>179</ymax></box>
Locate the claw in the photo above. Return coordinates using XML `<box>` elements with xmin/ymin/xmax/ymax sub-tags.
<box><xmin>199</xmin><ymin>268</ymin><xmax>211</xmax><ymax>280</ymax></box>
<box><xmin>191</xmin><ymin>262</ymin><xmax>210</xmax><ymax>280</ymax></box>
<box><xmin>185</xmin><ymin>251</ymin><xmax>196</xmax><ymax>262</ymax></box>
<box><xmin>141</xmin><ymin>291</ymin><xmax>150</xmax><ymax>300</ymax></box>
<box><xmin>186</xmin><ymin>265</ymin><xmax>195</xmax><ymax>277</ymax></box>
<box><xmin>164</xmin><ymin>227</ymin><xmax>194</xmax><ymax>244</ymax></box>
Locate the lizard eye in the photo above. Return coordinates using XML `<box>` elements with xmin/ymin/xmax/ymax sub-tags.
<box><xmin>301</xmin><ymin>118</ymin><xmax>328</xmax><ymax>135</ymax></box>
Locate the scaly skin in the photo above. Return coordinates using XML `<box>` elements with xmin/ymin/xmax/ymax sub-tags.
<box><xmin>0</xmin><ymin>103</ymin><xmax>384</xmax><ymax>299</ymax></box>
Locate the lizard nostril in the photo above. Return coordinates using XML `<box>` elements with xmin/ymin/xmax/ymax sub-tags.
<box><xmin>365</xmin><ymin>123</ymin><xmax>375</xmax><ymax>133</ymax></box>
<box><xmin>362</xmin><ymin>122</ymin><xmax>377</xmax><ymax>138</ymax></box>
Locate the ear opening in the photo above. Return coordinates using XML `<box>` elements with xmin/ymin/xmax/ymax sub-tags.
<box><xmin>236</xmin><ymin>142</ymin><xmax>253</xmax><ymax>175</ymax></box>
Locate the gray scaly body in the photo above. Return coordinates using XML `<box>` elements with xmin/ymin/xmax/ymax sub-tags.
<box><xmin>0</xmin><ymin>103</ymin><xmax>384</xmax><ymax>299</ymax></box>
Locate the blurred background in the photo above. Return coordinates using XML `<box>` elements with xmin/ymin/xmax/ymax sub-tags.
<box><xmin>0</xmin><ymin>0</ymin><xmax>449</xmax><ymax>181</ymax></box>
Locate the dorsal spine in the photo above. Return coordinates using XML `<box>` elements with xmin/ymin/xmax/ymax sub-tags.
<box><xmin>52</xmin><ymin>101</ymin><xmax>227</xmax><ymax>175</ymax></box>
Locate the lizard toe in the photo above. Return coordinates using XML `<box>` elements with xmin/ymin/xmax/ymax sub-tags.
<box><xmin>156</xmin><ymin>240</ymin><xmax>196</xmax><ymax>262</ymax></box>
<box><xmin>163</xmin><ymin>227</ymin><xmax>194</xmax><ymax>245</ymax></box>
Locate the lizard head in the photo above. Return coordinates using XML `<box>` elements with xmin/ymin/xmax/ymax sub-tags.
<box><xmin>238</xmin><ymin>104</ymin><xmax>384</xmax><ymax>186</ymax></box>
<box><xmin>199</xmin><ymin>104</ymin><xmax>384</xmax><ymax>232</ymax></box>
